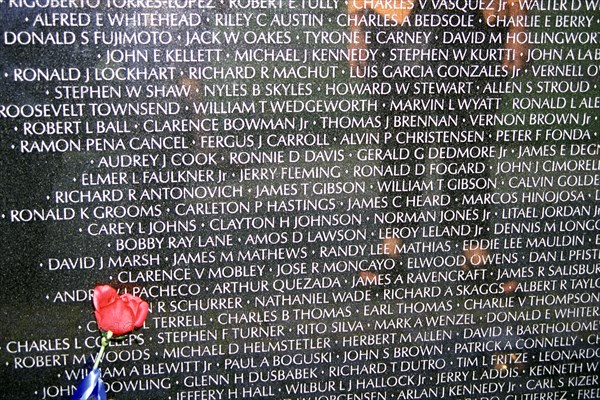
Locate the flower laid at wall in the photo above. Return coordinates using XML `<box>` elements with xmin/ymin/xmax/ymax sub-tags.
<box><xmin>93</xmin><ymin>285</ymin><xmax>149</xmax><ymax>336</ymax></box>
<box><xmin>72</xmin><ymin>285</ymin><xmax>149</xmax><ymax>400</ymax></box>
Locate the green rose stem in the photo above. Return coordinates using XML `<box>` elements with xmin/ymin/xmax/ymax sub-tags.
<box><xmin>93</xmin><ymin>331</ymin><xmax>113</xmax><ymax>370</ymax></box>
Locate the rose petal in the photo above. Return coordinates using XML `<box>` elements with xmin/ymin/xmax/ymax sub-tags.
<box><xmin>120</xmin><ymin>294</ymin><xmax>139</xmax><ymax>316</ymax></box>
<box><xmin>94</xmin><ymin>310</ymin><xmax>104</xmax><ymax>329</ymax></box>
<box><xmin>133</xmin><ymin>300</ymin><xmax>149</xmax><ymax>328</ymax></box>
<box><xmin>98</xmin><ymin>298</ymin><xmax>135</xmax><ymax>336</ymax></box>
<box><xmin>120</xmin><ymin>294</ymin><xmax>149</xmax><ymax>329</ymax></box>
<box><xmin>93</xmin><ymin>285</ymin><xmax>118</xmax><ymax>311</ymax></box>
<box><xmin>120</xmin><ymin>293</ymin><xmax>136</xmax><ymax>303</ymax></box>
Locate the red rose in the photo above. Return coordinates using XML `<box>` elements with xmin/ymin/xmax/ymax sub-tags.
<box><xmin>93</xmin><ymin>285</ymin><xmax>149</xmax><ymax>336</ymax></box>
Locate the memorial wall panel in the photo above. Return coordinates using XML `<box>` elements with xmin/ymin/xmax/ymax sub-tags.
<box><xmin>0</xmin><ymin>0</ymin><xmax>599</xmax><ymax>399</ymax></box>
